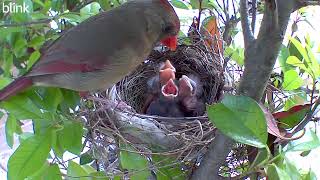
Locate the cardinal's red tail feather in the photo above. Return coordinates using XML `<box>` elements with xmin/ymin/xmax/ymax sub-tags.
<box><xmin>0</xmin><ymin>77</ymin><xmax>33</xmax><ymax>101</ymax></box>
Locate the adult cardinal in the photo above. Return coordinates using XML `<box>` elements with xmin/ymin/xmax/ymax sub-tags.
<box><xmin>146</xmin><ymin>78</ymin><xmax>184</xmax><ymax>117</ymax></box>
<box><xmin>142</xmin><ymin>60</ymin><xmax>176</xmax><ymax>113</ymax></box>
<box><xmin>178</xmin><ymin>74</ymin><xmax>205</xmax><ymax>117</ymax></box>
<box><xmin>0</xmin><ymin>0</ymin><xmax>180</xmax><ymax>101</ymax></box>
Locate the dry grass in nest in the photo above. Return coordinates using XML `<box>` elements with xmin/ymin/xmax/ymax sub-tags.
<box><xmin>78</xmin><ymin>44</ymin><xmax>248</xmax><ymax>177</ymax></box>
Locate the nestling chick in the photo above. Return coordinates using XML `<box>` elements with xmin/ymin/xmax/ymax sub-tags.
<box><xmin>146</xmin><ymin>79</ymin><xmax>184</xmax><ymax>117</ymax></box>
<box><xmin>142</xmin><ymin>60</ymin><xmax>176</xmax><ymax>113</ymax></box>
<box><xmin>178</xmin><ymin>74</ymin><xmax>206</xmax><ymax>117</ymax></box>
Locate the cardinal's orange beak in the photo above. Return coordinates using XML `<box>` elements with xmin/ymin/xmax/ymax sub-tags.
<box><xmin>161</xmin><ymin>36</ymin><xmax>177</xmax><ymax>51</ymax></box>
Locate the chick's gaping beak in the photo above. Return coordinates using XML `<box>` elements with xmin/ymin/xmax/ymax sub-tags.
<box><xmin>161</xmin><ymin>36</ymin><xmax>177</xmax><ymax>51</ymax></box>
<box><xmin>161</xmin><ymin>79</ymin><xmax>178</xmax><ymax>98</ymax></box>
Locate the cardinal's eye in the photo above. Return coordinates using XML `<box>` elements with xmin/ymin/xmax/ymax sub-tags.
<box><xmin>163</xmin><ymin>25</ymin><xmax>175</xmax><ymax>33</ymax></box>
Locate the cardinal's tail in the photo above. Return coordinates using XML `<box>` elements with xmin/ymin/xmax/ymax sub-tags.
<box><xmin>0</xmin><ymin>77</ymin><xmax>33</xmax><ymax>101</ymax></box>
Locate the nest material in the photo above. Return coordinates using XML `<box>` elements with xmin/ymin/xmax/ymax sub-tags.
<box><xmin>81</xmin><ymin>45</ymin><xmax>228</xmax><ymax>176</ymax></box>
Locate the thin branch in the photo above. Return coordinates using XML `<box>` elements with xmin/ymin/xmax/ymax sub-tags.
<box><xmin>295</xmin><ymin>0</ymin><xmax>320</xmax><ymax>10</ymax></box>
<box><xmin>240</xmin><ymin>0</ymin><xmax>255</xmax><ymax>48</ymax></box>
<box><xmin>251</xmin><ymin>0</ymin><xmax>257</xmax><ymax>34</ymax></box>
<box><xmin>197</xmin><ymin>0</ymin><xmax>203</xmax><ymax>30</ymax></box>
<box><xmin>0</xmin><ymin>17</ymin><xmax>56</xmax><ymax>28</ymax></box>
<box><xmin>232</xmin><ymin>0</ymin><xmax>237</xmax><ymax>16</ymax></box>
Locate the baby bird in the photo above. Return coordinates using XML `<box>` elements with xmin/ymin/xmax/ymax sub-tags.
<box><xmin>146</xmin><ymin>78</ymin><xmax>184</xmax><ymax>117</ymax></box>
<box><xmin>178</xmin><ymin>74</ymin><xmax>206</xmax><ymax>117</ymax></box>
<box><xmin>142</xmin><ymin>60</ymin><xmax>176</xmax><ymax>113</ymax></box>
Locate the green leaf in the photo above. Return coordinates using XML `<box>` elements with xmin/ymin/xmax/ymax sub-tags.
<box><xmin>266</xmin><ymin>163</ymin><xmax>291</xmax><ymax>180</ymax></box>
<box><xmin>13</xmin><ymin>37</ymin><xmax>27</xmax><ymax>58</ymax></box>
<box><xmin>171</xmin><ymin>0</ymin><xmax>190</xmax><ymax>9</ymax></box>
<box><xmin>5</xmin><ymin>114</ymin><xmax>21</xmax><ymax>148</ymax></box>
<box><xmin>61</xmin><ymin>13</ymin><xmax>81</xmax><ymax>23</ymax></box>
<box><xmin>0</xmin><ymin>27</ymin><xmax>25</xmax><ymax>41</ymax></box>
<box><xmin>288</xmin><ymin>37</ymin><xmax>319</xmax><ymax>78</ymax></box>
<box><xmin>288</xmin><ymin>37</ymin><xmax>303</xmax><ymax>61</ymax></box>
<box><xmin>0</xmin><ymin>77</ymin><xmax>12</xmax><ymax>89</ymax></box>
<box><xmin>249</xmin><ymin>148</ymin><xmax>270</xmax><ymax>169</ymax></box>
<box><xmin>284</xmin><ymin>92</ymin><xmax>307</xmax><ymax>111</ymax></box>
<box><xmin>59</xmin><ymin>89</ymin><xmax>80</xmax><ymax>112</ymax></box>
<box><xmin>153</xmin><ymin>155</ymin><xmax>186</xmax><ymax>180</ymax></box>
<box><xmin>98</xmin><ymin>0</ymin><xmax>111</xmax><ymax>10</ymax></box>
<box><xmin>225</xmin><ymin>46</ymin><xmax>244</xmax><ymax>66</ymax></box>
<box><xmin>7</xmin><ymin>131</ymin><xmax>51</xmax><ymax>180</ymax></box>
<box><xmin>80</xmin><ymin>2</ymin><xmax>101</xmax><ymax>21</ymax></box>
<box><xmin>2</xmin><ymin>48</ymin><xmax>14</xmax><ymax>77</ymax></box>
<box><xmin>278</xmin><ymin>45</ymin><xmax>292</xmax><ymax>72</ymax></box>
<box><xmin>120</xmin><ymin>143</ymin><xmax>150</xmax><ymax>180</ymax></box>
<box><xmin>80</xmin><ymin>152</ymin><xmax>94</xmax><ymax>165</ymax></box>
<box><xmin>51</xmin><ymin>0</ymin><xmax>63</xmax><ymax>11</ymax></box>
<box><xmin>67</xmin><ymin>161</ymin><xmax>89</xmax><ymax>180</ymax></box>
<box><xmin>27</xmin><ymin>161</ymin><xmax>50</xmax><ymax>180</ymax></box>
<box><xmin>282</xmin><ymin>70</ymin><xmax>303</xmax><ymax>90</ymax></box>
<box><xmin>190</xmin><ymin>0</ymin><xmax>216</xmax><ymax>9</ymax></box>
<box><xmin>19</xmin><ymin>132</ymin><xmax>34</xmax><ymax>143</ymax></box>
<box><xmin>57</xmin><ymin>120</ymin><xmax>84</xmax><ymax>155</ymax></box>
<box><xmin>29</xmin><ymin>36</ymin><xmax>45</xmax><ymax>49</ymax></box>
<box><xmin>207</xmin><ymin>95</ymin><xmax>268</xmax><ymax>148</ymax></box>
<box><xmin>40</xmin><ymin>87</ymin><xmax>63</xmax><ymax>111</ymax></box>
<box><xmin>277</xmin><ymin>104</ymin><xmax>310</xmax><ymax>129</ymax></box>
<box><xmin>302</xmin><ymin>168</ymin><xmax>317</xmax><ymax>180</ymax></box>
<box><xmin>1</xmin><ymin>94</ymin><xmax>44</xmax><ymax>120</ymax></box>
<box><xmin>46</xmin><ymin>164</ymin><xmax>62</xmax><ymax>180</ymax></box>
<box><xmin>82</xmin><ymin>165</ymin><xmax>96</xmax><ymax>174</ymax></box>
<box><xmin>286</xmin><ymin>130</ymin><xmax>320</xmax><ymax>152</ymax></box>
<box><xmin>286</xmin><ymin>56</ymin><xmax>309</xmax><ymax>73</ymax></box>
<box><xmin>89</xmin><ymin>172</ymin><xmax>110</xmax><ymax>180</ymax></box>
<box><xmin>305</xmin><ymin>45</ymin><xmax>320</xmax><ymax>77</ymax></box>
<box><xmin>30</xmin><ymin>12</ymin><xmax>49</xmax><ymax>20</ymax></box>
<box><xmin>27</xmin><ymin>50</ymin><xmax>41</xmax><ymax>70</ymax></box>
<box><xmin>282</xmin><ymin>157</ymin><xmax>301</xmax><ymax>180</ymax></box>
<box><xmin>289</xmin><ymin>37</ymin><xmax>309</xmax><ymax>64</ymax></box>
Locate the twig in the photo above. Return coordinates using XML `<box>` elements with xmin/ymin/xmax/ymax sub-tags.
<box><xmin>251</xmin><ymin>0</ymin><xmax>257</xmax><ymax>34</ymax></box>
<box><xmin>240</xmin><ymin>0</ymin><xmax>255</xmax><ymax>48</ymax></box>
<box><xmin>0</xmin><ymin>17</ymin><xmax>56</xmax><ymax>28</ymax></box>
<box><xmin>197</xmin><ymin>0</ymin><xmax>203</xmax><ymax>30</ymax></box>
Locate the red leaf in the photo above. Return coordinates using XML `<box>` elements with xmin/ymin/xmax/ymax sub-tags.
<box><xmin>259</xmin><ymin>104</ymin><xmax>282</xmax><ymax>138</ymax></box>
<box><xmin>272</xmin><ymin>104</ymin><xmax>311</xmax><ymax>119</ymax></box>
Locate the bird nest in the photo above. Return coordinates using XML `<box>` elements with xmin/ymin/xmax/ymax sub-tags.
<box><xmin>80</xmin><ymin>45</ymin><xmax>227</xmax><ymax>176</ymax></box>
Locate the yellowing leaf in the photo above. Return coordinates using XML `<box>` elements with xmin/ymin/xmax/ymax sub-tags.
<box><xmin>200</xmin><ymin>16</ymin><xmax>223</xmax><ymax>55</ymax></box>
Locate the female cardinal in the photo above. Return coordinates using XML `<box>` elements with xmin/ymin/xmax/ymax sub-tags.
<box><xmin>0</xmin><ymin>0</ymin><xmax>180</xmax><ymax>101</ymax></box>
<box><xmin>178</xmin><ymin>74</ymin><xmax>206</xmax><ymax>117</ymax></box>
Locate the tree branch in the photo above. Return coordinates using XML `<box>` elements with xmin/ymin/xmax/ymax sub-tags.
<box><xmin>295</xmin><ymin>0</ymin><xmax>320</xmax><ymax>10</ymax></box>
<box><xmin>190</xmin><ymin>131</ymin><xmax>234</xmax><ymax>180</ymax></box>
<box><xmin>251</xmin><ymin>0</ymin><xmax>257</xmax><ymax>34</ymax></box>
<box><xmin>240</xmin><ymin>0</ymin><xmax>255</xmax><ymax>48</ymax></box>
<box><xmin>238</xmin><ymin>0</ymin><xmax>295</xmax><ymax>100</ymax></box>
<box><xmin>0</xmin><ymin>18</ymin><xmax>55</xmax><ymax>28</ymax></box>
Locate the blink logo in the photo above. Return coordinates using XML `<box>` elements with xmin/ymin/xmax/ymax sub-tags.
<box><xmin>2</xmin><ymin>2</ymin><xmax>30</xmax><ymax>13</ymax></box>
